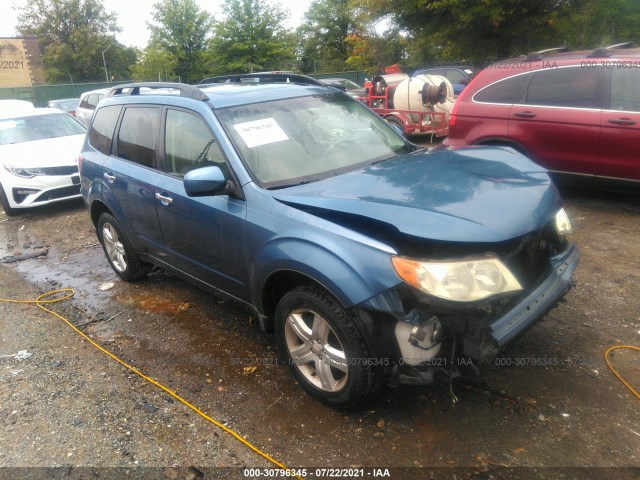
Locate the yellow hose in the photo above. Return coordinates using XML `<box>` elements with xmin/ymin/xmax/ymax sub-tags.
<box><xmin>604</xmin><ymin>345</ymin><xmax>640</xmax><ymax>401</ymax></box>
<box><xmin>1</xmin><ymin>289</ymin><xmax>304</xmax><ymax>479</ymax></box>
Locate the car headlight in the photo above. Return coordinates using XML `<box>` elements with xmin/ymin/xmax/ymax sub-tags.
<box><xmin>4</xmin><ymin>165</ymin><xmax>46</xmax><ymax>178</ymax></box>
<box><xmin>555</xmin><ymin>208</ymin><xmax>572</xmax><ymax>235</ymax></box>
<box><xmin>391</xmin><ymin>256</ymin><xmax>523</xmax><ymax>302</ymax></box>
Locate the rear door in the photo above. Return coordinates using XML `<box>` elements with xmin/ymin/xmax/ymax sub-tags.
<box><xmin>509</xmin><ymin>65</ymin><xmax>603</xmax><ymax>176</ymax></box>
<box><xmin>154</xmin><ymin>107</ymin><xmax>249</xmax><ymax>300</ymax></box>
<box><xmin>599</xmin><ymin>66</ymin><xmax>640</xmax><ymax>181</ymax></box>
<box><xmin>102</xmin><ymin>105</ymin><xmax>164</xmax><ymax>254</ymax></box>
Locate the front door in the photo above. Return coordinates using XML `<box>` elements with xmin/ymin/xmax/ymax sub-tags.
<box><xmin>154</xmin><ymin>108</ymin><xmax>249</xmax><ymax>300</ymax></box>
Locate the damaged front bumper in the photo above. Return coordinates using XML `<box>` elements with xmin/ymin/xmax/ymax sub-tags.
<box><xmin>352</xmin><ymin>242</ymin><xmax>580</xmax><ymax>385</ymax></box>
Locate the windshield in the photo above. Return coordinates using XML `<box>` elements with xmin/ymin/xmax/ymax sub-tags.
<box><xmin>215</xmin><ymin>93</ymin><xmax>411</xmax><ymax>188</ymax></box>
<box><xmin>0</xmin><ymin>113</ymin><xmax>86</xmax><ymax>145</ymax></box>
<box><xmin>53</xmin><ymin>99</ymin><xmax>79</xmax><ymax>110</ymax></box>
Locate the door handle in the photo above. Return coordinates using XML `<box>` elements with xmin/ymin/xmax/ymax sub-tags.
<box><xmin>608</xmin><ymin>118</ymin><xmax>636</xmax><ymax>126</ymax></box>
<box><xmin>513</xmin><ymin>111</ymin><xmax>537</xmax><ymax>118</ymax></box>
<box><xmin>155</xmin><ymin>192</ymin><xmax>173</xmax><ymax>205</ymax></box>
<box><xmin>103</xmin><ymin>172</ymin><xmax>115</xmax><ymax>183</ymax></box>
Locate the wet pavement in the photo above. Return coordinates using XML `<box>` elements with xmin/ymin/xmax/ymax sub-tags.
<box><xmin>1</xmin><ymin>192</ymin><xmax>639</xmax><ymax>478</ymax></box>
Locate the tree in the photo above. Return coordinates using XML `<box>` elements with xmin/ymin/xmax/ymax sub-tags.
<box><xmin>363</xmin><ymin>0</ymin><xmax>571</xmax><ymax>61</ymax></box>
<box><xmin>554</xmin><ymin>0</ymin><xmax>640</xmax><ymax>48</ymax></box>
<box><xmin>206</xmin><ymin>0</ymin><xmax>296</xmax><ymax>75</ymax></box>
<box><xmin>131</xmin><ymin>46</ymin><xmax>178</xmax><ymax>82</ymax></box>
<box><xmin>147</xmin><ymin>0</ymin><xmax>213</xmax><ymax>83</ymax></box>
<box><xmin>344</xmin><ymin>27</ymin><xmax>406</xmax><ymax>73</ymax></box>
<box><xmin>16</xmin><ymin>0</ymin><xmax>135</xmax><ymax>83</ymax></box>
<box><xmin>298</xmin><ymin>0</ymin><xmax>363</xmax><ymax>72</ymax></box>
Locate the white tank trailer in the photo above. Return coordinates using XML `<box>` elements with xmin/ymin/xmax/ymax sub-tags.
<box><xmin>370</xmin><ymin>73</ymin><xmax>455</xmax><ymax>130</ymax></box>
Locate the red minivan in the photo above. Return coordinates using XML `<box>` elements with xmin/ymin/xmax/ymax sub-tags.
<box><xmin>444</xmin><ymin>48</ymin><xmax>640</xmax><ymax>185</ymax></box>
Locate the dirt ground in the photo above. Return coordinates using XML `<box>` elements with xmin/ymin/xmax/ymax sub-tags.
<box><xmin>1</xmin><ymin>186</ymin><xmax>639</xmax><ymax>480</ymax></box>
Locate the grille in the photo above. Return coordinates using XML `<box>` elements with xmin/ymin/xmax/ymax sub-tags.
<box><xmin>41</xmin><ymin>166</ymin><xmax>79</xmax><ymax>176</ymax></box>
<box><xmin>503</xmin><ymin>232</ymin><xmax>550</xmax><ymax>290</ymax></box>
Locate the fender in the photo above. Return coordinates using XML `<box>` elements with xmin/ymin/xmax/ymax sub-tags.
<box><xmin>252</xmin><ymin>235</ymin><xmax>402</xmax><ymax>314</ymax></box>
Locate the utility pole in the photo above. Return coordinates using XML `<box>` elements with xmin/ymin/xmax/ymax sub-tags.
<box><xmin>102</xmin><ymin>44</ymin><xmax>112</xmax><ymax>84</ymax></box>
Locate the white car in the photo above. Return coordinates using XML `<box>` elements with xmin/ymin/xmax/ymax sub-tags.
<box><xmin>76</xmin><ymin>88</ymin><xmax>110</xmax><ymax>127</ymax></box>
<box><xmin>0</xmin><ymin>108</ymin><xmax>86</xmax><ymax>216</ymax></box>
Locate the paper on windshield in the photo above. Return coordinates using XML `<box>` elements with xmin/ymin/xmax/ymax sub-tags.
<box><xmin>0</xmin><ymin>120</ymin><xmax>17</xmax><ymax>130</ymax></box>
<box><xmin>233</xmin><ymin>118</ymin><xmax>289</xmax><ymax>148</ymax></box>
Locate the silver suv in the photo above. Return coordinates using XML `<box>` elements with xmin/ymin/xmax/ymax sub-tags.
<box><xmin>76</xmin><ymin>88</ymin><xmax>109</xmax><ymax>127</ymax></box>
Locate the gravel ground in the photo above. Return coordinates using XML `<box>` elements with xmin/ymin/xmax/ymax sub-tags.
<box><xmin>0</xmin><ymin>188</ymin><xmax>639</xmax><ymax>480</ymax></box>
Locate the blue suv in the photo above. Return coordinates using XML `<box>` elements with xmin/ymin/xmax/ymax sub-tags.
<box><xmin>80</xmin><ymin>80</ymin><xmax>579</xmax><ymax>407</ymax></box>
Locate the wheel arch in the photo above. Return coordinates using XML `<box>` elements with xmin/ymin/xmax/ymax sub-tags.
<box><xmin>254</xmin><ymin>237</ymin><xmax>398</xmax><ymax>322</ymax></box>
<box><xmin>89</xmin><ymin>200</ymin><xmax>112</xmax><ymax>227</ymax></box>
<box><xmin>261</xmin><ymin>269</ymin><xmax>344</xmax><ymax>324</ymax></box>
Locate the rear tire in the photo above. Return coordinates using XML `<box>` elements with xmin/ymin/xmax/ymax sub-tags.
<box><xmin>97</xmin><ymin>213</ymin><xmax>152</xmax><ymax>281</ymax></box>
<box><xmin>384</xmin><ymin>115</ymin><xmax>406</xmax><ymax>136</ymax></box>
<box><xmin>0</xmin><ymin>183</ymin><xmax>19</xmax><ymax>216</ymax></box>
<box><xmin>275</xmin><ymin>286</ymin><xmax>375</xmax><ymax>408</ymax></box>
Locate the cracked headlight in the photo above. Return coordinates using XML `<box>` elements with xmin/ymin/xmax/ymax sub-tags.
<box><xmin>4</xmin><ymin>165</ymin><xmax>46</xmax><ymax>178</ymax></box>
<box><xmin>555</xmin><ymin>208</ymin><xmax>572</xmax><ymax>235</ymax></box>
<box><xmin>392</xmin><ymin>256</ymin><xmax>523</xmax><ymax>302</ymax></box>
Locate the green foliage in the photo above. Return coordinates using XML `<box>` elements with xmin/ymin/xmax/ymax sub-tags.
<box><xmin>206</xmin><ymin>0</ymin><xmax>296</xmax><ymax>76</ymax></box>
<box><xmin>131</xmin><ymin>46</ymin><xmax>178</xmax><ymax>82</ymax></box>
<box><xmin>554</xmin><ymin>0</ymin><xmax>640</xmax><ymax>48</ymax></box>
<box><xmin>147</xmin><ymin>0</ymin><xmax>213</xmax><ymax>83</ymax></box>
<box><xmin>16</xmin><ymin>0</ymin><xmax>640</xmax><ymax>84</ymax></box>
<box><xmin>364</xmin><ymin>0</ymin><xmax>568</xmax><ymax>61</ymax></box>
<box><xmin>298</xmin><ymin>0</ymin><xmax>359</xmax><ymax>72</ymax></box>
<box><xmin>16</xmin><ymin>0</ymin><xmax>136</xmax><ymax>83</ymax></box>
<box><xmin>297</xmin><ymin>0</ymin><xmax>405</xmax><ymax>74</ymax></box>
<box><xmin>362</xmin><ymin>0</ymin><xmax>640</xmax><ymax>64</ymax></box>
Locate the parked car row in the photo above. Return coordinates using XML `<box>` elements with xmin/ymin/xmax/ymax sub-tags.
<box><xmin>5</xmin><ymin>46</ymin><xmax>638</xmax><ymax>406</ymax></box>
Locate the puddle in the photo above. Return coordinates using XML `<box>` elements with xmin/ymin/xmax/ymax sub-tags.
<box><xmin>0</xmin><ymin>219</ymin><xmax>115</xmax><ymax>312</ymax></box>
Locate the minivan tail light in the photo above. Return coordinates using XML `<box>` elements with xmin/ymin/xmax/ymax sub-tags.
<box><xmin>77</xmin><ymin>153</ymin><xmax>84</xmax><ymax>173</ymax></box>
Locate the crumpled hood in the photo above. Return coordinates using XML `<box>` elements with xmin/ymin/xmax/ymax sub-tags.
<box><xmin>0</xmin><ymin>134</ymin><xmax>85</xmax><ymax>168</ymax></box>
<box><xmin>272</xmin><ymin>146</ymin><xmax>563</xmax><ymax>243</ymax></box>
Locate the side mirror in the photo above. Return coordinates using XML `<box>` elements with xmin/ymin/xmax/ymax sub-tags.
<box><xmin>184</xmin><ymin>166</ymin><xmax>227</xmax><ymax>197</ymax></box>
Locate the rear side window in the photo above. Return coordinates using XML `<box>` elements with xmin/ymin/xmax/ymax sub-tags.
<box><xmin>88</xmin><ymin>105</ymin><xmax>122</xmax><ymax>155</ymax></box>
<box><xmin>80</xmin><ymin>93</ymin><xmax>101</xmax><ymax>110</ymax></box>
<box><xmin>525</xmin><ymin>67</ymin><xmax>599</xmax><ymax>109</ymax></box>
<box><xmin>610</xmin><ymin>68</ymin><xmax>640</xmax><ymax>112</ymax></box>
<box><xmin>474</xmin><ymin>73</ymin><xmax>529</xmax><ymax>104</ymax></box>
<box><xmin>117</xmin><ymin>107</ymin><xmax>160</xmax><ymax>168</ymax></box>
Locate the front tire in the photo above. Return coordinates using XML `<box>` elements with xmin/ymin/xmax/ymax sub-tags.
<box><xmin>275</xmin><ymin>286</ymin><xmax>375</xmax><ymax>408</ymax></box>
<box><xmin>0</xmin><ymin>183</ymin><xmax>19</xmax><ymax>216</ymax></box>
<box><xmin>97</xmin><ymin>213</ymin><xmax>151</xmax><ymax>281</ymax></box>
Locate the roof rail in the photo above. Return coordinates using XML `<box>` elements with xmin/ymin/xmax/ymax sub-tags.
<box><xmin>524</xmin><ymin>47</ymin><xmax>570</xmax><ymax>62</ymax></box>
<box><xmin>107</xmin><ymin>82</ymin><xmax>209</xmax><ymax>101</ymax></box>
<box><xmin>536</xmin><ymin>47</ymin><xmax>570</xmax><ymax>55</ymax></box>
<box><xmin>606</xmin><ymin>42</ymin><xmax>635</xmax><ymax>49</ymax></box>
<box><xmin>588</xmin><ymin>48</ymin><xmax>614</xmax><ymax>58</ymax></box>
<box><xmin>199</xmin><ymin>72</ymin><xmax>324</xmax><ymax>87</ymax></box>
<box><xmin>525</xmin><ymin>53</ymin><xmax>543</xmax><ymax>61</ymax></box>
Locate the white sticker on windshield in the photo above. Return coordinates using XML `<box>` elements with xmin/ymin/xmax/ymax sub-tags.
<box><xmin>0</xmin><ymin>120</ymin><xmax>17</xmax><ymax>130</ymax></box>
<box><xmin>464</xmin><ymin>69</ymin><xmax>473</xmax><ymax>74</ymax></box>
<box><xmin>233</xmin><ymin>118</ymin><xmax>289</xmax><ymax>148</ymax></box>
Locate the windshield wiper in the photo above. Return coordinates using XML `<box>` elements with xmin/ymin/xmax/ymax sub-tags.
<box><xmin>268</xmin><ymin>180</ymin><xmax>313</xmax><ymax>190</ymax></box>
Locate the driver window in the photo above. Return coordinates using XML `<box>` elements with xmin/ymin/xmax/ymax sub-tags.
<box><xmin>165</xmin><ymin>109</ymin><xmax>227</xmax><ymax>177</ymax></box>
